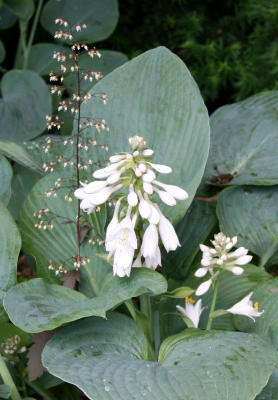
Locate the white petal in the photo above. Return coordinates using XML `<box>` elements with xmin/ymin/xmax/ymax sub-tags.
<box><xmin>74</xmin><ymin>187</ymin><xmax>87</xmax><ymax>200</ymax></box>
<box><xmin>200</xmin><ymin>244</ymin><xmax>210</xmax><ymax>252</ymax></box>
<box><xmin>142</xmin><ymin>170</ymin><xmax>156</xmax><ymax>183</ymax></box>
<box><xmin>230</xmin><ymin>266</ymin><xmax>244</xmax><ymax>275</ymax></box>
<box><xmin>234</xmin><ymin>255</ymin><xmax>252</xmax><ymax>265</ymax></box>
<box><xmin>195</xmin><ymin>279</ymin><xmax>212</xmax><ymax>296</ymax></box>
<box><xmin>143</xmin><ymin>182</ymin><xmax>153</xmax><ymax>195</ymax></box>
<box><xmin>158</xmin><ymin>214</ymin><xmax>180</xmax><ymax>252</ymax></box>
<box><xmin>148</xmin><ymin>204</ymin><xmax>160</xmax><ymax>225</ymax></box>
<box><xmin>127</xmin><ymin>191</ymin><xmax>138</xmax><ymax>207</ymax></box>
<box><xmin>109</xmin><ymin>154</ymin><xmax>126</xmax><ymax>163</ymax></box>
<box><xmin>93</xmin><ymin>168</ymin><xmax>112</xmax><ymax>179</ymax></box>
<box><xmin>154</xmin><ymin>180</ymin><xmax>188</xmax><ymax>200</ymax></box>
<box><xmin>194</xmin><ymin>267</ymin><xmax>208</xmax><ymax>278</ymax></box>
<box><xmin>141</xmin><ymin>224</ymin><xmax>159</xmax><ymax>258</ymax></box>
<box><xmin>150</xmin><ymin>163</ymin><xmax>172</xmax><ymax>174</ymax></box>
<box><xmin>86</xmin><ymin>187</ymin><xmax>112</xmax><ymax>205</ymax></box>
<box><xmin>104</xmin><ymin>160</ymin><xmax>125</xmax><ymax>173</ymax></box>
<box><xmin>139</xmin><ymin>199</ymin><xmax>151</xmax><ymax>219</ymax></box>
<box><xmin>106</xmin><ymin>171</ymin><xmax>122</xmax><ymax>184</ymax></box>
<box><xmin>142</xmin><ymin>149</ymin><xmax>154</xmax><ymax>156</ymax></box>
<box><xmin>84</xmin><ymin>180</ymin><xmax>107</xmax><ymax>193</ymax></box>
<box><xmin>201</xmin><ymin>258</ymin><xmax>211</xmax><ymax>267</ymax></box>
<box><xmin>156</xmin><ymin>190</ymin><xmax>176</xmax><ymax>206</ymax></box>
<box><xmin>139</xmin><ymin>163</ymin><xmax>147</xmax><ymax>173</ymax></box>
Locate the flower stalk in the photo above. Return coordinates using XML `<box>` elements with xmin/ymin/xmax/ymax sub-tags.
<box><xmin>206</xmin><ymin>277</ymin><xmax>219</xmax><ymax>330</ymax></box>
<box><xmin>0</xmin><ymin>354</ymin><xmax>22</xmax><ymax>400</ymax></box>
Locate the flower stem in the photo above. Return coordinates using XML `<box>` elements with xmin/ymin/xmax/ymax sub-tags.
<box><xmin>76</xmin><ymin>63</ymin><xmax>82</xmax><ymax>263</ymax></box>
<box><xmin>206</xmin><ymin>277</ymin><xmax>219</xmax><ymax>330</ymax></box>
<box><xmin>140</xmin><ymin>294</ymin><xmax>154</xmax><ymax>343</ymax></box>
<box><xmin>26</xmin><ymin>380</ymin><xmax>57</xmax><ymax>400</ymax></box>
<box><xmin>23</xmin><ymin>0</ymin><xmax>44</xmax><ymax>69</ymax></box>
<box><xmin>0</xmin><ymin>354</ymin><xmax>22</xmax><ymax>400</ymax></box>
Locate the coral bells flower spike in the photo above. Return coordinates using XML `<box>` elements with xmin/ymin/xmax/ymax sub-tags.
<box><xmin>227</xmin><ymin>292</ymin><xmax>264</xmax><ymax>321</ymax></box>
<box><xmin>74</xmin><ymin>135</ymin><xmax>188</xmax><ymax>277</ymax></box>
<box><xmin>176</xmin><ymin>298</ymin><xmax>204</xmax><ymax>328</ymax></box>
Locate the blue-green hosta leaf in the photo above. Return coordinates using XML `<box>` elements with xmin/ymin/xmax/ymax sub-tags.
<box><xmin>159</xmin><ymin>264</ymin><xmax>272</xmax><ymax>340</ymax></box>
<box><xmin>3</xmin><ymin>268</ymin><xmax>167</xmax><ymax>332</ymax></box>
<box><xmin>0</xmin><ymin>155</ymin><xmax>12</xmax><ymax>205</ymax></box>
<box><xmin>24</xmin><ymin>43</ymin><xmax>67</xmax><ymax>75</ymax></box>
<box><xmin>0</xmin><ymin>5</ymin><xmax>16</xmax><ymax>29</ymax></box>
<box><xmin>4</xmin><ymin>0</ymin><xmax>34</xmax><ymax>21</ymax></box>
<box><xmin>82</xmin><ymin>46</ymin><xmax>210</xmax><ymax>224</ymax></box>
<box><xmin>40</xmin><ymin>0</ymin><xmax>119</xmax><ymax>43</ymax></box>
<box><xmin>42</xmin><ymin>312</ymin><xmax>276</xmax><ymax>400</ymax></box>
<box><xmin>8</xmin><ymin>164</ymin><xmax>40</xmax><ymax>220</ymax></box>
<box><xmin>0</xmin><ymin>201</ymin><xmax>21</xmax><ymax>322</ymax></box>
<box><xmin>0</xmin><ymin>40</ymin><xmax>5</xmax><ymax>63</ymax></box>
<box><xmin>204</xmin><ymin>91</ymin><xmax>278</xmax><ymax>186</ymax></box>
<box><xmin>162</xmin><ymin>200</ymin><xmax>217</xmax><ymax>279</ymax></box>
<box><xmin>0</xmin><ymin>140</ymin><xmax>43</xmax><ymax>173</ymax></box>
<box><xmin>217</xmin><ymin>186</ymin><xmax>278</xmax><ymax>268</ymax></box>
<box><xmin>256</xmin><ymin>368</ymin><xmax>278</xmax><ymax>400</ymax></box>
<box><xmin>0</xmin><ymin>70</ymin><xmax>51</xmax><ymax>142</ymax></box>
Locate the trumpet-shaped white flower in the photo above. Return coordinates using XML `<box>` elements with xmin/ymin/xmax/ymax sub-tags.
<box><xmin>176</xmin><ymin>298</ymin><xmax>204</xmax><ymax>328</ymax></box>
<box><xmin>159</xmin><ymin>214</ymin><xmax>180</xmax><ymax>252</ymax></box>
<box><xmin>227</xmin><ymin>292</ymin><xmax>264</xmax><ymax>321</ymax></box>
<box><xmin>141</xmin><ymin>224</ymin><xmax>159</xmax><ymax>259</ymax></box>
<box><xmin>145</xmin><ymin>247</ymin><xmax>161</xmax><ymax>270</ymax></box>
<box><xmin>109</xmin><ymin>216</ymin><xmax>137</xmax><ymax>277</ymax></box>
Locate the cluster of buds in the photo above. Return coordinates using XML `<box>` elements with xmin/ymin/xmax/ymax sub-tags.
<box><xmin>176</xmin><ymin>232</ymin><xmax>263</xmax><ymax>328</ymax></box>
<box><xmin>74</xmin><ymin>135</ymin><xmax>188</xmax><ymax>278</ymax></box>
<box><xmin>195</xmin><ymin>233</ymin><xmax>253</xmax><ymax>296</ymax></box>
<box><xmin>1</xmin><ymin>335</ymin><xmax>22</xmax><ymax>355</ymax></box>
<box><xmin>46</xmin><ymin>115</ymin><xmax>63</xmax><ymax>130</ymax></box>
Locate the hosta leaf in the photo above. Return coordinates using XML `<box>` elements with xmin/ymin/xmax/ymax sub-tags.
<box><xmin>40</xmin><ymin>0</ymin><xmax>119</xmax><ymax>43</ymax></box>
<box><xmin>0</xmin><ymin>155</ymin><xmax>12</xmax><ymax>205</ymax></box>
<box><xmin>159</xmin><ymin>264</ymin><xmax>272</xmax><ymax>339</ymax></box>
<box><xmin>162</xmin><ymin>200</ymin><xmax>217</xmax><ymax>279</ymax></box>
<box><xmin>4</xmin><ymin>268</ymin><xmax>167</xmax><ymax>332</ymax></box>
<box><xmin>4</xmin><ymin>0</ymin><xmax>34</xmax><ymax>21</ymax></box>
<box><xmin>0</xmin><ymin>201</ymin><xmax>21</xmax><ymax>322</ymax></box>
<box><xmin>64</xmin><ymin>50</ymin><xmax>128</xmax><ymax>92</ymax></box>
<box><xmin>8</xmin><ymin>164</ymin><xmax>40</xmax><ymax>220</ymax></box>
<box><xmin>0</xmin><ymin>70</ymin><xmax>51</xmax><ymax>142</ymax></box>
<box><xmin>0</xmin><ymin>5</ymin><xmax>16</xmax><ymax>29</ymax></box>
<box><xmin>42</xmin><ymin>312</ymin><xmax>276</xmax><ymax>400</ymax></box>
<box><xmin>204</xmin><ymin>91</ymin><xmax>278</xmax><ymax>185</ymax></box>
<box><xmin>256</xmin><ymin>368</ymin><xmax>278</xmax><ymax>399</ymax></box>
<box><xmin>217</xmin><ymin>186</ymin><xmax>278</xmax><ymax>267</ymax></box>
<box><xmin>0</xmin><ymin>140</ymin><xmax>43</xmax><ymax>173</ymax></box>
<box><xmin>82</xmin><ymin>46</ymin><xmax>210</xmax><ymax>224</ymax></box>
<box><xmin>24</xmin><ymin>43</ymin><xmax>67</xmax><ymax>75</ymax></box>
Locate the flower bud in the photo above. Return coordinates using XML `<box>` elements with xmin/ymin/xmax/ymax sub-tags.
<box><xmin>195</xmin><ymin>279</ymin><xmax>212</xmax><ymax>296</ymax></box>
<box><xmin>150</xmin><ymin>163</ymin><xmax>172</xmax><ymax>174</ymax></box>
<box><xmin>194</xmin><ymin>267</ymin><xmax>208</xmax><ymax>278</ymax></box>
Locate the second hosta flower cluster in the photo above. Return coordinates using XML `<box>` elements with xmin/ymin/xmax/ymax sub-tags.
<box><xmin>75</xmin><ymin>135</ymin><xmax>188</xmax><ymax>277</ymax></box>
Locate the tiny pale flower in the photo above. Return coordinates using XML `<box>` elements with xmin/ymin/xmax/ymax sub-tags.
<box><xmin>176</xmin><ymin>298</ymin><xmax>204</xmax><ymax>328</ymax></box>
<box><xmin>227</xmin><ymin>292</ymin><xmax>264</xmax><ymax>321</ymax></box>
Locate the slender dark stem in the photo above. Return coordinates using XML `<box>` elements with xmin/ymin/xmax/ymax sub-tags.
<box><xmin>76</xmin><ymin>66</ymin><xmax>82</xmax><ymax>262</ymax></box>
<box><xmin>24</xmin><ymin>0</ymin><xmax>44</xmax><ymax>69</ymax></box>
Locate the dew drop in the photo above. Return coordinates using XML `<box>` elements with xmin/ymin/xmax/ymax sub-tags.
<box><xmin>104</xmin><ymin>386</ymin><xmax>110</xmax><ymax>392</ymax></box>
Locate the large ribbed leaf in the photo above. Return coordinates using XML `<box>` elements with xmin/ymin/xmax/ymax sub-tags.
<box><xmin>82</xmin><ymin>46</ymin><xmax>210</xmax><ymax>224</ymax></box>
<box><xmin>217</xmin><ymin>186</ymin><xmax>278</xmax><ymax>267</ymax></box>
<box><xmin>4</xmin><ymin>269</ymin><xmax>167</xmax><ymax>332</ymax></box>
<box><xmin>42</xmin><ymin>312</ymin><xmax>276</xmax><ymax>400</ymax></box>
<box><xmin>0</xmin><ymin>201</ymin><xmax>21</xmax><ymax>322</ymax></box>
<box><xmin>162</xmin><ymin>200</ymin><xmax>217</xmax><ymax>279</ymax></box>
<box><xmin>0</xmin><ymin>155</ymin><xmax>12</xmax><ymax>205</ymax></box>
<box><xmin>204</xmin><ymin>91</ymin><xmax>278</xmax><ymax>185</ymax></box>
<box><xmin>40</xmin><ymin>0</ymin><xmax>119</xmax><ymax>43</ymax></box>
<box><xmin>159</xmin><ymin>264</ymin><xmax>271</xmax><ymax>340</ymax></box>
<box><xmin>0</xmin><ymin>70</ymin><xmax>51</xmax><ymax>141</ymax></box>
<box><xmin>256</xmin><ymin>368</ymin><xmax>278</xmax><ymax>399</ymax></box>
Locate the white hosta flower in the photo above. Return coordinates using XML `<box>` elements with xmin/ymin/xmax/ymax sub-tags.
<box><xmin>155</xmin><ymin>189</ymin><xmax>176</xmax><ymax>206</ymax></box>
<box><xmin>142</xmin><ymin>149</ymin><xmax>154</xmax><ymax>156</ymax></box>
<box><xmin>148</xmin><ymin>203</ymin><xmax>160</xmax><ymax>225</ymax></box>
<box><xmin>106</xmin><ymin>171</ymin><xmax>122</xmax><ymax>184</ymax></box>
<box><xmin>150</xmin><ymin>163</ymin><xmax>172</xmax><ymax>174</ymax></box>
<box><xmin>109</xmin><ymin>154</ymin><xmax>126</xmax><ymax>163</ymax></box>
<box><xmin>142</xmin><ymin>169</ymin><xmax>156</xmax><ymax>183</ymax></box>
<box><xmin>196</xmin><ymin>279</ymin><xmax>212</xmax><ymax>296</ymax></box>
<box><xmin>138</xmin><ymin>196</ymin><xmax>151</xmax><ymax>219</ymax></box>
<box><xmin>154</xmin><ymin>181</ymin><xmax>188</xmax><ymax>200</ymax></box>
<box><xmin>228</xmin><ymin>266</ymin><xmax>244</xmax><ymax>275</ymax></box>
<box><xmin>227</xmin><ymin>292</ymin><xmax>264</xmax><ymax>321</ymax></box>
<box><xmin>176</xmin><ymin>298</ymin><xmax>203</xmax><ymax>328</ymax></box>
<box><xmin>132</xmin><ymin>252</ymin><xmax>142</xmax><ymax>268</ymax></box>
<box><xmin>110</xmin><ymin>216</ymin><xmax>137</xmax><ymax>277</ymax></box>
<box><xmin>141</xmin><ymin>224</ymin><xmax>159</xmax><ymax>259</ymax></box>
<box><xmin>158</xmin><ymin>214</ymin><xmax>180</xmax><ymax>252</ymax></box>
<box><xmin>145</xmin><ymin>246</ymin><xmax>161</xmax><ymax>270</ymax></box>
<box><xmin>143</xmin><ymin>182</ymin><xmax>153</xmax><ymax>195</ymax></box>
<box><xmin>105</xmin><ymin>200</ymin><xmax>121</xmax><ymax>253</ymax></box>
